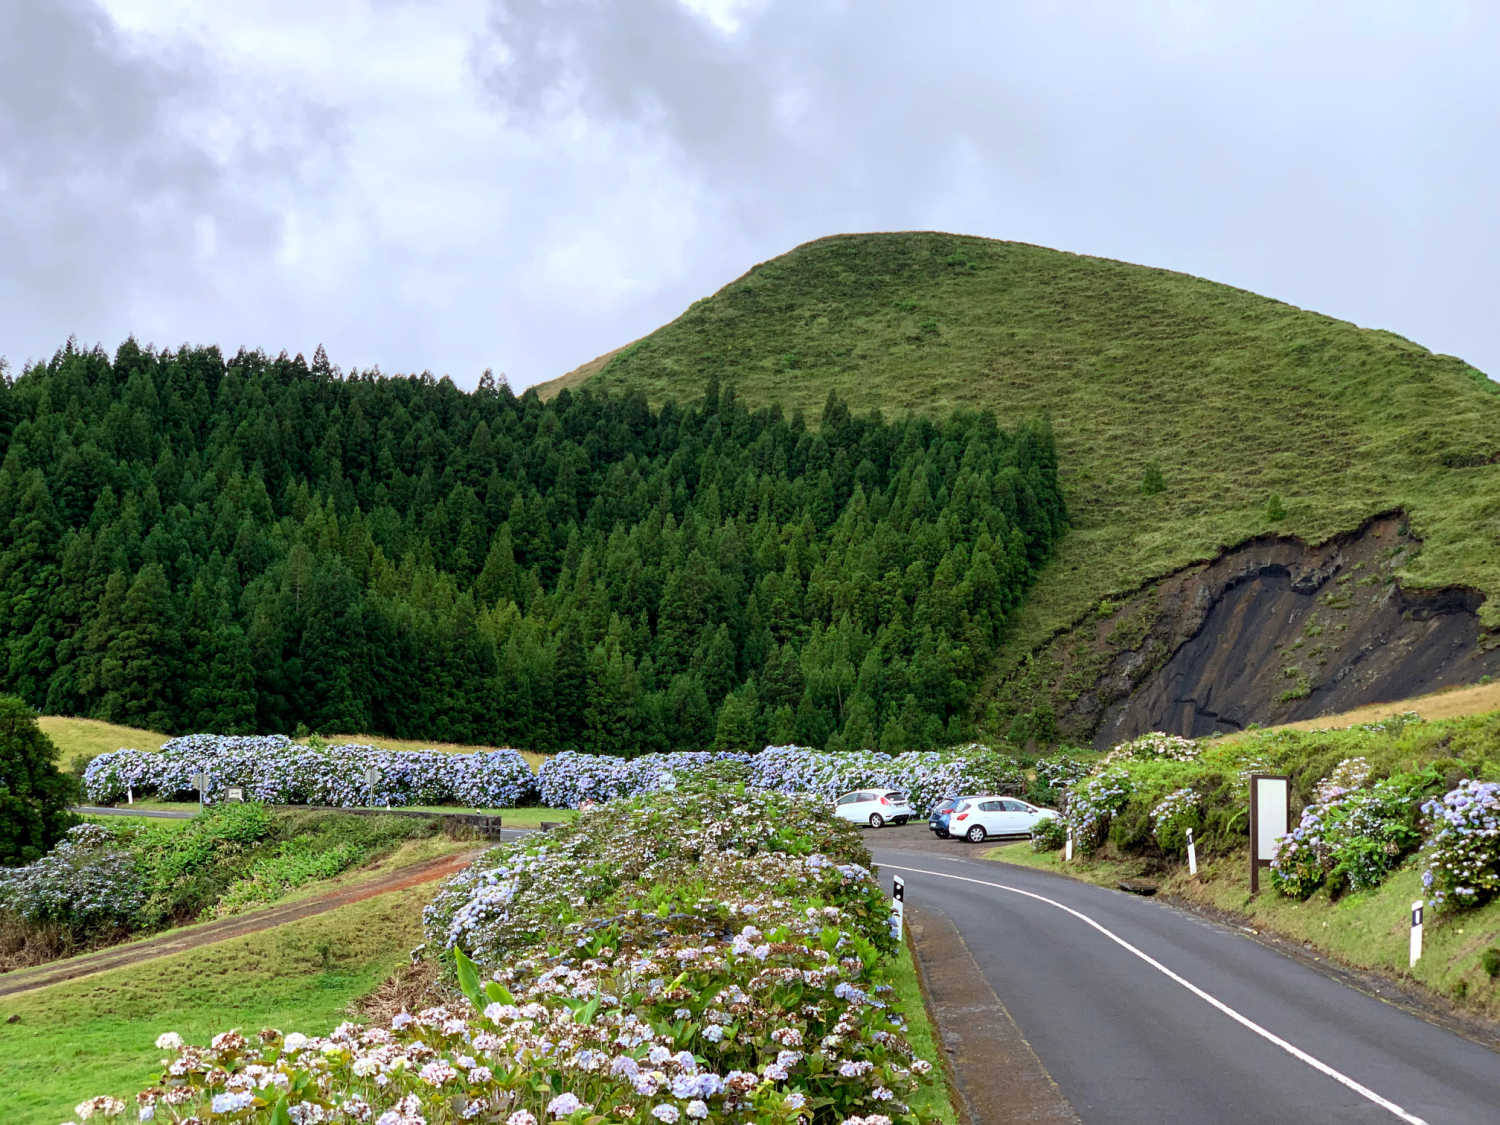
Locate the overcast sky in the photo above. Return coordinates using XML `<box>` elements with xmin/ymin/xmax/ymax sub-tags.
<box><xmin>3</xmin><ymin>0</ymin><xmax>1497</xmax><ymax>390</ymax></box>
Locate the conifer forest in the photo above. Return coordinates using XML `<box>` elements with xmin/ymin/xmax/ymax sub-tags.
<box><xmin>0</xmin><ymin>341</ymin><xmax>1065</xmax><ymax>752</ymax></box>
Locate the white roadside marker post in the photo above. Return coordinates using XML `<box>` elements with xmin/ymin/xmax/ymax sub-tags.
<box><xmin>1064</xmin><ymin>827</ymin><xmax>1074</xmax><ymax>863</ymax></box>
<box><xmin>1186</xmin><ymin>827</ymin><xmax>1198</xmax><ymax>878</ymax></box>
<box><xmin>126</xmin><ymin>784</ymin><xmax>133</xmax><ymax>805</ymax></box>
<box><xmin>891</xmin><ymin>875</ymin><xmax>905</xmax><ymax>942</ymax></box>
<box><xmin>1410</xmin><ymin>901</ymin><xmax>1423</xmax><ymax>968</ymax></box>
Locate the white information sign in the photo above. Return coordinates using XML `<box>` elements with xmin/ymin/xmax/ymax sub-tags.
<box><xmin>1249</xmin><ymin>774</ymin><xmax>1291</xmax><ymax>892</ymax></box>
<box><xmin>891</xmin><ymin>875</ymin><xmax>905</xmax><ymax>942</ymax></box>
<box><xmin>1254</xmin><ymin>776</ymin><xmax>1289</xmax><ymax>861</ymax></box>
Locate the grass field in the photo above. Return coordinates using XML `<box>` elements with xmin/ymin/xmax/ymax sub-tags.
<box><xmin>0</xmin><ymin>884</ymin><xmax>434</xmax><ymax>1125</ymax></box>
<box><xmin>39</xmin><ymin>718</ymin><xmax>552</xmax><ymax>775</ymax></box>
<box><xmin>37</xmin><ymin>717</ymin><xmax>166</xmax><ymax>773</ymax></box>
<box><xmin>542</xmin><ymin>231</ymin><xmax>1500</xmax><ymax>672</ymax></box>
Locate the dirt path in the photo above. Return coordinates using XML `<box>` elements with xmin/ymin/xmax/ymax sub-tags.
<box><xmin>0</xmin><ymin>849</ymin><xmax>483</xmax><ymax>998</ymax></box>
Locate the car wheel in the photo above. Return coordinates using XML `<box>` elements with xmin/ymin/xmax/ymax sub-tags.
<box><xmin>933</xmin><ymin>829</ymin><xmax>948</xmax><ymax>839</ymax></box>
<box><xmin>966</xmin><ymin>824</ymin><xmax>987</xmax><ymax>843</ymax></box>
<box><xmin>868</xmin><ymin>813</ymin><xmax>885</xmax><ymax>829</ymax></box>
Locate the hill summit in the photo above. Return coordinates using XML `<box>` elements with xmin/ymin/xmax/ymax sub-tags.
<box><xmin>541</xmin><ymin>232</ymin><xmax>1500</xmax><ymax>742</ymax></box>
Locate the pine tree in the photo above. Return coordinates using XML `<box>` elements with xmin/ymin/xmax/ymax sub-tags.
<box><xmin>97</xmin><ymin>564</ymin><xmax>178</xmax><ymax>730</ymax></box>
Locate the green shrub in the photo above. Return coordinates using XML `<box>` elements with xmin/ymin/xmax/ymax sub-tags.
<box><xmin>1149</xmin><ymin>788</ymin><xmax>1202</xmax><ymax>854</ymax></box>
<box><xmin>1140</xmin><ymin>462</ymin><xmax>1166</xmax><ymax>495</ymax></box>
<box><xmin>1481</xmin><ymin>947</ymin><xmax>1500</xmax><ymax>979</ymax></box>
<box><xmin>1270</xmin><ymin>762</ymin><xmax>1432</xmax><ymax>899</ymax></box>
<box><xmin>1031</xmin><ymin>816</ymin><xmax>1066</xmax><ymax>852</ymax></box>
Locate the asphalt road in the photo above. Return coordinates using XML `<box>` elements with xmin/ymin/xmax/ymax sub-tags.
<box><xmin>870</xmin><ymin>834</ymin><xmax>1500</xmax><ymax>1124</ymax></box>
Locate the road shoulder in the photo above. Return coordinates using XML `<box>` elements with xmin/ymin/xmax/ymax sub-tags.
<box><xmin>908</xmin><ymin>902</ymin><xmax>1080</xmax><ymax>1124</ymax></box>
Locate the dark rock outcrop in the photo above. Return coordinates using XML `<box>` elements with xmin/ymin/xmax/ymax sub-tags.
<box><xmin>1018</xmin><ymin>514</ymin><xmax>1500</xmax><ymax>747</ymax></box>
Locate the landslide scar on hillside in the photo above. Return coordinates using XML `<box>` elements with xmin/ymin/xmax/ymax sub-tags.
<box><xmin>1012</xmin><ymin>513</ymin><xmax>1500</xmax><ymax>747</ymax></box>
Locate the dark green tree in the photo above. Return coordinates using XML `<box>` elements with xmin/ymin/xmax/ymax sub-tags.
<box><xmin>0</xmin><ymin>695</ymin><xmax>76</xmax><ymax>865</ymax></box>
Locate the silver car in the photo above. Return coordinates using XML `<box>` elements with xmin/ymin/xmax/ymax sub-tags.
<box><xmin>833</xmin><ymin>788</ymin><xmax>916</xmax><ymax>829</ymax></box>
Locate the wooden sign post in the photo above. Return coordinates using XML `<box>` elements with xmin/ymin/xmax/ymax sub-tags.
<box><xmin>1249</xmin><ymin>774</ymin><xmax>1289</xmax><ymax>893</ymax></box>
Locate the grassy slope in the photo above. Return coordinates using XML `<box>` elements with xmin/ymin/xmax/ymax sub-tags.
<box><xmin>0</xmin><ymin>885</ymin><xmax>431</xmax><ymax>1125</ymax></box>
<box><xmin>549</xmin><ymin>232</ymin><xmax>1500</xmax><ymax>670</ymax></box>
<box><xmin>1236</xmin><ymin>680</ymin><xmax>1500</xmax><ymax>737</ymax></box>
<box><xmin>42</xmin><ymin>720</ymin><xmax>550</xmax><ymax>774</ymax></box>
<box><xmin>38</xmin><ymin>717</ymin><xmax>164</xmax><ymax>772</ymax></box>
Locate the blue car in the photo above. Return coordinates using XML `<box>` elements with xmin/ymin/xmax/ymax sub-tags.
<box><xmin>929</xmin><ymin>794</ymin><xmax>984</xmax><ymax>838</ymax></box>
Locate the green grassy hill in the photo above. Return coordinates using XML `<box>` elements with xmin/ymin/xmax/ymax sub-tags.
<box><xmin>543</xmin><ymin>232</ymin><xmax>1500</xmax><ymax>694</ymax></box>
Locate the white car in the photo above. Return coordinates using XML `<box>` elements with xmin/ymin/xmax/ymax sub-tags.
<box><xmin>833</xmin><ymin>788</ymin><xmax>915</xmax><ymax>829</ymax></box>
<box><xmin>950</xmin><ymin>796</ymin><xmax>1057</xmax><ymax>843</ymax></box>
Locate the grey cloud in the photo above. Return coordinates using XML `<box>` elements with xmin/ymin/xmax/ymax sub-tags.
<box><xmin>3</xmin><ymin>1</ymin><xmax>1496</xmax><ymax>389</ymax></box>
<box><xmin>473</xmin><ymin>1</ymin><xmax>1500</xmax><ymax>379</ymax></box>
<box><xmin>0</xmin><ymin>0</ymin><xmax>341</xmax><ymax>370</ymax></box>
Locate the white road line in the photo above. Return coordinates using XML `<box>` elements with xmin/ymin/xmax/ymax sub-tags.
<box><xmin>883</xmin><ymin>862</ymin><xmax>1428</xmax><ymax>1125</ymax></box>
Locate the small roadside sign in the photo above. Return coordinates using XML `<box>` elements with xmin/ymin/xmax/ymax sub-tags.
<box><xmin>1410</xmin><ymin>900</ymin><xmax>1424</xmax><ymax>967</ymax></box>
<box><xmin>891</xmin><ymin>875</ymin><xmax>906</xmax><ymax>941</ymax></box>
<box><xmin>226</xmin><ymin>786</ymin><xmax>245</xmax><ymax>802</ymax></box>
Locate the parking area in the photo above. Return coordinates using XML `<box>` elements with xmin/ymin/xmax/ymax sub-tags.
<box><xmin>854</xmin><ymin>820</ymin><xmax>1031</xmax><ymax>856</ymax></box>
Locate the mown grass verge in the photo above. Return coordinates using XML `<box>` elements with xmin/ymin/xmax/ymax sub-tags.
<box><xmin>892</xmin><ymin>934</ymin><xmax>961</xmax><ymax>1124</ymax></box>
<box><xmin>0</xmin><ymin>885</ymin><xmax>432</xmax><ymax>1125</ymax></box>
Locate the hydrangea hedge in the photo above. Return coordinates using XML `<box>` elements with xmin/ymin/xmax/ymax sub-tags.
<box><xmin>1421</xmin><ymin>779</ymin><xmax>1500</xmax><ymax>909</ymax></box>
<box><xmin>539</xmin><ymin>746</ymin><xmax>1022</xmax><ymax>814</ymax></box>
<box><xmin>86</xmin><ymin>737</ymin><xmax>1025</xmax><ymax>817</ymax></box>
<box><xmin>1268</xmin><ymin>759</ymin><xmax>1430</xmax><ymax>899</ymax></box>
<box><xmin>83</xmin><ymin>736</ymin><xmax>538</xmax><ymax>810</ymax></box>
<box><xmin>1054</xmin><ymin>716</ymin><xmax>1500</xmax><ymax>911</ymax></box>
<box><xmin>65</xmin><ymin>783</ymin><xmax>944</xmax><ymax>1125</ymax></box>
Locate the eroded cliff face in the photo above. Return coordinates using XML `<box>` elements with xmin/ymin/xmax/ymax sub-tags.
<box><xmin>1006</xmin><ymin>514</ymin><xmax>1500</xmax><ymax>748</ymax></box>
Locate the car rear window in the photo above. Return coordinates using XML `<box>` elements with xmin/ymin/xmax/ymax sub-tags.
<box><xmin>885</xmin><ymin>791</ymin><xmax>908</xmax><ymax>802</ymax></box>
